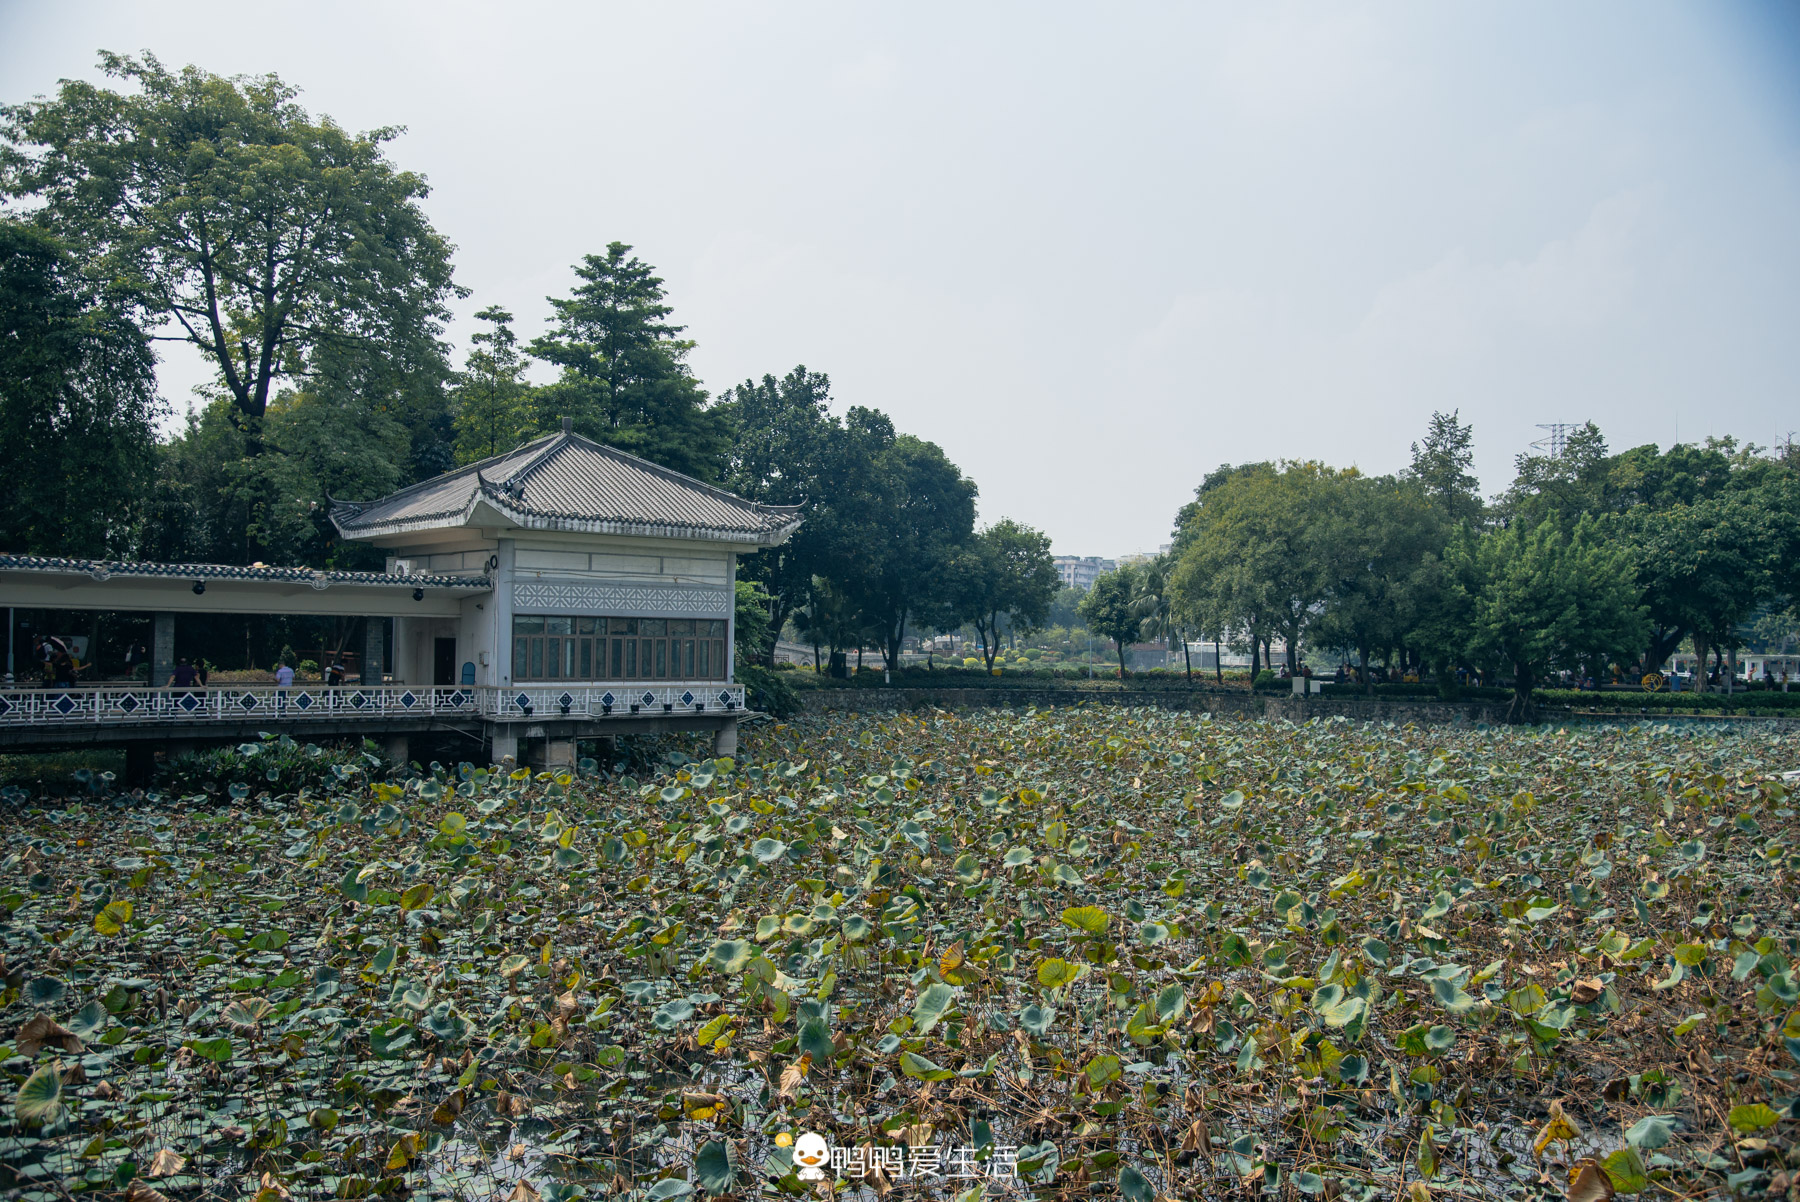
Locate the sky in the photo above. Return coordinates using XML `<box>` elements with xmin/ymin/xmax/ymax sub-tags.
<box><xmin>3</xmin><ymin>1</ymin><xmax>1798</xmax><ymax>556</ymax></box>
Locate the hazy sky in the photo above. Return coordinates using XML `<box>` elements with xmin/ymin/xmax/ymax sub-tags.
<box><xmin>4</xmin><ymin>2</ymin><xmax>1797</xmax><ymax>555</ymax></box>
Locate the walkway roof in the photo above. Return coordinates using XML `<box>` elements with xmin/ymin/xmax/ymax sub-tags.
<box><xmin>0</xmin><ymin>555</ymin><xmax>488</xmax><ymax>617</ymax></box>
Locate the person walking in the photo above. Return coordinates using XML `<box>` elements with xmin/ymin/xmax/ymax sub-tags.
<box><xmin>275</xmin><ymin>659</ymin><xmax>295</xmax><ymax>713</ymax></box>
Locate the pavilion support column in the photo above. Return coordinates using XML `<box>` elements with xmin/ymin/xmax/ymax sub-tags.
<box><xmin>152</xmin><ymin>613</ymin><xmax>175</xmax><ymax>688</ymax></box>
<box><xmin>712</xmin><ymin>720</ymin><xmax>739</xmax><ymax>759</ymax></box>
<box><xmin>533</xmin><ymin>738</ymin><xmax>576</xmax><ymax>771</ymax></box>
<box><xmin>489</xmin><ymin>725</ymin><xmax>518</xmax><ymax>767</ymax></box>
<box><xmin>125</xmin><ymin>743</ymin><xmax>155</xmax><ymax>787</ymax></box>
<box><xmin>362</xmin><ymin>619</ymin><xmax>386</xmax><ymax>685</ymax></box>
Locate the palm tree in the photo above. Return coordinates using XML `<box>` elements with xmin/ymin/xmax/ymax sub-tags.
<box><xmin>1130</xmin><ymin>555</ymin><xmax>1189</xmax><ymax>682</ymax></box>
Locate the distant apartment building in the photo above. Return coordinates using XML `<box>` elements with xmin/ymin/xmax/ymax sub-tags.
<box><xmin>1116</xmin><ymin>543</ymin><xmax>1174</xmax><ymax>568</ymax></box>
<box><xmin>1054</xmin><ymin>555</ymin><xmax>1116</xmax><ymax>591</ymax></box>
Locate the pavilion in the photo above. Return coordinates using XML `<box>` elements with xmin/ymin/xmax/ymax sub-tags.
<box><xmin>0</xmin><ymin>421</ymin><xmax>800</xmax><ymax>776</ymax></box>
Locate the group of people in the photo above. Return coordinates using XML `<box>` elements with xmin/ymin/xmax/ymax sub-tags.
<box><xmin>30</xmin><ymin>635</ymin><xmax>82</xmax><ymax>686</ymax></box>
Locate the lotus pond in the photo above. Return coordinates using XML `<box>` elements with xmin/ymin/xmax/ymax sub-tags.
<box><xmin>2</xmin><ymin>709</ymin><xmax>1797</xmax><ymax>1202</ymax></box>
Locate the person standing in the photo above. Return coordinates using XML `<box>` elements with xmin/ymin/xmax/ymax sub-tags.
<box><xmin>275</xmin><ymin>659</ymin><xmax>295</xmax><ymax>713</ymax></box>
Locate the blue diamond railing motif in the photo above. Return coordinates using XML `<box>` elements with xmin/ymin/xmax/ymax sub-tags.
<box><xmin>558</xmin><ymin>692</ymin><xmax>574</xmax><ymax>709</ymax></box>
<box><xmin>515</xmin><ymin>693</ymin><xmax>531</xmax><ymax>710</ymax></box>
<box><xmin>641</xmin><ymin>691</ymin><xmax>656</xmax><ymax>706</ymax></box>
<box><xmin>681</xmin><ymin>691</ymin><xmax>696</xmax><ymax>706</ymax></box>
<box><xmin>351</xmin><ymin>691</ymin><xmax>371</xmax><ymax>710</ymax></box>
<box><xmin>238</xmin><ymin>693</ymin><xmax>259</xmax><ymax>710</ymax></box>
<box><xmin>53</xmin><ymin>694</ymin><xmax>77</xmax><ymax>716</ymax></box>
<box><xmin>294</xmin><ymin>692</ymin><xmax>314</xmax><ymax>710</ymax></box>
<box><xmin>117</xmin><ymin>694</ymin><xmax>139</xmax><ymax>713</ymax></box>
<box><xmin>600</xmin><ymin>692</ymin><xmax>616</xmax><ymax>707</ymax></box>
<box><xmin>400</xmin><ymin>691</ymin><xmax>418</xmax><ymax>709</ymax></box>
<box><xmin>0</xmin><ymin>696</ymin><xmax>11</xmax><ymax>717</ymax></box>
<box><xmin>178</xmin><ymin>692</ymin><xmax>202</xmax><ymax>713</ymax></box>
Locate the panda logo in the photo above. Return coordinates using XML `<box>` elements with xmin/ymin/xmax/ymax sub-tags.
<box><xmin>793</xmin><ymin>1131</ymin><xmax>831</xmax><ymax>1180</ymax></box>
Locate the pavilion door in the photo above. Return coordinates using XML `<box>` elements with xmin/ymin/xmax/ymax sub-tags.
<box><xmin>433</xmin><ymin>638</ymin><xmax>456</xmax><ymax>686</ymax></box>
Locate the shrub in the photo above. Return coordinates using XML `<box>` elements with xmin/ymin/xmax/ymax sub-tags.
<box><xmin>159</xmin><ymin>733</ymin><xmax>381</xmax><ymax>796</ymax></box>
<box><xmin>738</xmin><ymin>662</ymin><xmax>802</xmax><ymax>718</ymax></box>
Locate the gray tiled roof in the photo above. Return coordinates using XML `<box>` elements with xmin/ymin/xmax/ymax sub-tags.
<box><xmin>0</xmin><ymin>555</ymin><xmax>489</xmax><ymax>588</ymax></box>
<box><xmin>331</xmin><ymin>431</ymin><xmax>801</xmax><ymax>544</ymax></box>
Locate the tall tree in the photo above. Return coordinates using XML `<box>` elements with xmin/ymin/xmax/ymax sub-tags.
<box><xmin>1427</xmin><ymin>517</ymin><xmax>1648</xmax><ymax>720</ymax></box>
<box><xmin>1310</xmin><ymin>475</ymin><xmax>1447</xmax><ymax>694</ymax></box>
<box><xmin>846</xmin><ymin>434</ymin><xmax>978</xmax><ymax>671</ymax></box>
<box><xmin>721</xmin><ymin>366</ymin><xmax>836</xmax><ymax>655</ymax></box>
<box><xmin>1079</xmin><ymin>565</ymin><xmax>1142</xmax><ymax>676</ymax></box>
<box><xmin>1404</xmin><ymin>409</ymin><xmax>1482</xmax><ymax>525</ymax></box>
<box><xmin>2</xmin><ymin>53</ymin><xmax>459</xmax><ymax>457</ymax></box>
<box><xmin>0</xmin><ymin>220</ymin><xmax>161</xmax><ymax>556</ymax></box>
<box><xmin>1168</xmin><ymin>462</ymin><xmax>1343</xmax><ymax>674</ymax></box>
<box><xmin>452</xmin><ymin>306</ymin><xmax>535</xmax><ymax>464</ymax></box>
<box><xmin>947</xmin><ymin>519</ymin><xmax>1060</xmax><ymax>672</ymax></box>
<box><xmin>529</xmin><ymin>243</ymin><xmax>729</xmax><ymax>481</ymax></box>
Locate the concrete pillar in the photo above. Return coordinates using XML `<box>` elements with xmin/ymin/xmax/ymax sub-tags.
<box><xmin>152</xmin><ymin>613</ymin><xmax>175</xmax><ymax>688</ymax></box>
<box><xmin>489</xmin><ymin>726</ymin><xmax>518</xmax><ymax>766</ymax></box>
<box><xmin>712</xmin><ymin>720</ymin><xmax>739</xmax><ymax>759</ymax></box>
<box><xmin>1292</xmin><ymin>674</ymin><xmax>1305</xmax><ymax>695</ymax></box>
<box><xmin>362</xmin><ymin>619</ymin><xmax>386</xmax><ymax>685</ymax></box>
<box><xmin>125</xmin><ymin>743</ymin><xmax>156</xmax><ymax>787</ymax></box>
<box><xmin>527</xmin><ymin>738</ymin><xmax>575</xmax><ymax>771</ymax></box>
<box><xmin>383</xmin><ymin>734</ymin><xmax>409</xmax><ymax>767</ymax></box>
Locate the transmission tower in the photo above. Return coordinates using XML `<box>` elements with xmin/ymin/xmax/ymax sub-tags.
<box><xmin>1532</xmin><ymin>423</ymin><xmax>1578</xmax><ymax>458</ymax></box>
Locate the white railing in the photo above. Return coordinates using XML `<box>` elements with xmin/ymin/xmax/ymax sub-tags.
<box><xmin>0</xmin><ymin>683</ymin><xmax>747</xmax><ymax>728</ymax></box>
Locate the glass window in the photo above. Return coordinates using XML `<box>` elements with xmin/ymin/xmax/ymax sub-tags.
<box><xmin>685</xmin><ymin>640</ymin><xmax>696</xmax><ymax>677</ymax></box>
<box><xmin>576</xmin><ymin>616</ymin><xmax>598</xmax><ymax>635</ymax></box>
<box><xmin>715</xmin><ymin>640</ymin><xmax>727</xmax><ymax>679</ymax></box>
<box><xmin>698</xmin><ymin>640</ymin><xmax>709</xmax><ymax>679</ymax></box>
<box><xmin>514</xmin><ymin>637</ymin><xmax>529</xmax><ymax>678</ymax></box>
<box><xmin>515</xmin><ymin>616</ymin><xmax>544</xmax><ymax>635</ymax></box>
<box><xmin>669</xmin><ymin>619</ymin><xmax>693</xmax><ymax>635</ymax></box>
<box><xmin>530</xmin><ymin>639</ymin><xmax>543</xmax><ymax>678</ymax></box>
<box><xmin>707</xmin><ymin>619</ymin><xmax>727</xmax><ymax>638</ymax></box>
<box><xmin>626</xmin><ymin>639</ymin><xmax>637</xmax><ymax>677</ymax></box>
<box><xmin>612</xmin><ymin>638</ymin><xmax>623</xmax><ymax>677</ymax></box>
<box><xmin>613</xmin><ymin>618</ymin><xmax>637</xmax><ymax>636</ymax></box>
<box><xmin>546</xmin><ymin>616</ymin><xmax>573</xmax><ymax>635</ymax></box>
<box><xmin>579</xmin><ymin>640</ymin><xmax>592</xmax><ymax>678</ymax></box>
<box><xmin>640</xmin><ymin>619</ymin><xmax>665</xmax><ymax>637</ymax></box>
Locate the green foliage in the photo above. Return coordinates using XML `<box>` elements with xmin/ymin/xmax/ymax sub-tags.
<box><xmin>1079</xmin><ymin>565</ymin><xmax>1142</xmax><ymax>675</ymax></box>
<box><xmin>452</xmin><ymin>305</ymin><xmax>537</xmax><ymax>464</ymax></box>
<box><xmin>946</xmin><ymin>519</ymin><xmax>1061</xmax><ymax>671</ymax></box>
<box><xmin>0</xmin><ymin>220</ymin><xmax>160</xmax><ymax>556</ymax></box>
<box><xmin>528</xmin><ymin>242</ymin><xmax>729</xmax><ymax>481</ymax></box>
<box><xmin>158</xmin><ymin>733</ymin><xmax>379</xmax><ymax>795</ymax></box>
<box><xmin>2</xmin><ymin>52</ymin><xmax>458</xmax><ymax>447</ymax></box>
<box><xmin>0</xmin><ymin>709</ymin><xmax>1788</xmax><ymax>1199</ymax></box>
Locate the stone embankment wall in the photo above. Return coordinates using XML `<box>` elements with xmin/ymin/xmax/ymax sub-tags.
<box><xmin>795</xmin><ymin>687</ymin><xmax>1799</xmax><ymax>730</ymax></box>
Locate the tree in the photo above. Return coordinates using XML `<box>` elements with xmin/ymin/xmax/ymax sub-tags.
<box><xmin>1168</xmin><ymin>462</ymin><xmax>1344</xmax><ymax>675</ymax></box>
<box><xmin>1404</xmin><ymin>409</ymin><xmax>1482</xmax><ymax>525</ymax></box>
<box><xmin>721</xmin><ymin>366</ymin><xmax>837</xmax><ymax>658</ymax></box>
<box><xmin>452</xmin><ymin>306</ymin><xmax>535</xmax><ymax>464</ymax></box>
<box><xmin>0</xmin><ymin>220</ymin><xmax>161</xmax><ymax>556</ymax></box>
<box><xmin>845</xmin><ymin>435</ymin><xmax>978</xmax><ymax>671</ymax></box>
<box><xmin>1625</xmin><ymin>482</ymin><xmax>1800</xmax><ymax>691</ymax></box>
<box><xmin>1429</xmin><ymin>517</ymin><xmax>1648</xmax><ymax>720</ymax></box>
<box><xmin>1309</xmin><ymin>475</ymin><xmax>1447</xmax><ymax>695</ymax></box>
<box><xmin>2</xmin><ymin>53</ymin><xmax>459</xmax><ymax>458</ymax></box>
<box><xmin>1129</xmin><ymin>554</ymin><xmax>1187</xmax><ymax>679</ymax></box>
<box><xmin>529</xmin><ymin>243</ymin><xmax>729</xmax><ymax>481</ymax></box>
<box><xmin>1079</xmin><ymin>565</ymin><xmax>1142</xmax><ymax>676</ymax></box>
<box><xmin>948</xmin><ymin>519</ymin><xmax>1060</xmax><ymax>671</ymax></box>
